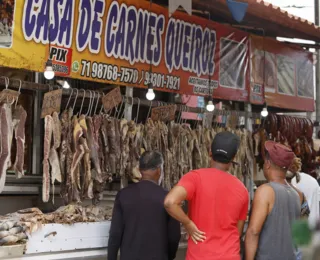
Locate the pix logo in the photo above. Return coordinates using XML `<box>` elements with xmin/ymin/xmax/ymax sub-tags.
<box><xmin>50</xmin><ymin>46</ymin><xmax>69</xmax><ymax>63</ymax></box>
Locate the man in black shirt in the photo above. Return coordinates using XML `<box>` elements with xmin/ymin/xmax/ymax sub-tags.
<box><xmin>108</xmin><ymin>151</ymin><xmax>181</xmax><ymax>260</ymax></box>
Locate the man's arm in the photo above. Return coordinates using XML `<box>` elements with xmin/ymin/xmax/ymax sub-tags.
<box><xmin>107</xmin><ymin>193</ymin><xmax>124</xmax><ymax>260</ymax></box>
<box><xmin>167</xmin><ymin>216</ymin><xmax>181</xmax><ymax>260</ymax></box>
<box><xmin>164</xmin><ymin>186</ymin><xmax>205</xmax><ymax>244</ymax></box>
<box><xmin>237</xmin><ymin>220</ymin><xmax>246</xmax><ymax>237</ymax></box>
<box><xmin>238</xmin><ymin>190</ymin><xmax>249</xmax><ymax>236</ymax></box>
<box><xmin>164</xmin><ymin>186</ymin><xmax>190</xmax><ymax>225</ymax></box>
<box><xmin>245</xmin><ymin>185</ymin><xmax>273</xmax><ymax>260</ymax></box>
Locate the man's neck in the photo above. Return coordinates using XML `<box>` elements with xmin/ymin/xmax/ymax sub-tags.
<box><xmin>141</xmin><ymin>177</ymin><xmax>158</xmax><ymax>184</ymax></box>
<box><xmin>211</xmin><ymin>161</ymin><xmax>229</xmax><ymax>172</ymax></box>
<box><xmin>269</xmin><ymin>175</ymin><xmax>287</xmax><ymax>185</ymax></box>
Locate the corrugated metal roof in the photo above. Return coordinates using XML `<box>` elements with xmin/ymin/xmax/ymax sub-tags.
<box><xmin>192</xmin><ymin>0</ymin><xmax>320</xmax><ymax>42</ymax></box>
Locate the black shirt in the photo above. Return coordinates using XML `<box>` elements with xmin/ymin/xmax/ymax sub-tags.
<box><xmin>107</xmin><ymin>181</ymin><xmax>181</xmax><ymax>260</ymax></box>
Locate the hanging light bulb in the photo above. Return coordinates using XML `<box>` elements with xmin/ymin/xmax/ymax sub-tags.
<box><xmin>261</xmin><ymin>107</ymin><xmax>268</xmax><ymax>117</ymax></box>
<box><xmin>206</xmin><ymin>100</ymin><xmax>215</xmax><ymax>112</ymax></box>
<box><xmin>44</xmin><ymin>59</ymin><xmax>55</xmax><ymax>80</ymax></box>
<box><xmin>63</xmin><ymin>81</ymin><xmax>70</xmax><ymax>89</ymax></box>
<box><xmin>146</xmin><ymin>88</ymin><xmax>155</xmax><ymax>101</ymax></box>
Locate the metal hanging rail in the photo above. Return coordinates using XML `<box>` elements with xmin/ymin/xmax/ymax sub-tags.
<box><xmin>127</xmin><ymin>97</ymin><xmax>262</xmax><ymax>119</ymax></box>
<box><xmin>0</xmin><ymin>77</ymin><xmax>261</xmax><ymax>118</ymax></box>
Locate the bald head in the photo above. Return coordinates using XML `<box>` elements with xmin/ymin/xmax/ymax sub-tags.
<box><xmin>139</xmin><ymin>151</ymin><xmax>164</xmax><ymax>184</ymax></box>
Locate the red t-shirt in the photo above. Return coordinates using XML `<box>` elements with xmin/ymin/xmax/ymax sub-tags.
<box><xmin>178</xmin><ymin>168</ymin><xmax>249</xmax><ymax>260</ymax></box>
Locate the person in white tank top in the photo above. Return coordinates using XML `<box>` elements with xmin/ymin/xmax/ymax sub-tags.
<box><xmin>292</xmin><ymin>172</ymin><xmax>320</xmax><ymax>227</ymax></box>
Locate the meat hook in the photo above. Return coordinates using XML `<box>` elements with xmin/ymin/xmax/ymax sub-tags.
<box><xmin>147</xmin><ymin>101</ymin><xmax>153</xmax><ymax>119</ymax></box>
<box><xmin>180</xmin><ymin>106</ymin><xmax>187</xmax><ymax>125</ymax></box>
<box><xmin>89</xmin><ymin>91</ymin><xmax>96</xmax><ymax>116</ymax></box>
<box><xmin>116</xmin><ymin>99</ymin><xmax>124</xmax><ymax>119</ymax></box>
<box><xmin>176</xmin><ymin>106</ymin><xmax>182</xmax><ymax>124</ymax></box>
<box><xmin>94</xmin><ymin>92</ymin><xmax>101</xmax><ymax>115</ymax></box>
<box><xmin>213</xmin><ymin>115</ymin><xmax>218</xmax><ymax>129</ymax></box>
<box><xmin>134</xmin><ymin>98</ymin><xmax>141</xmax><ymax>123</ymax></box>
<box><xmin>48</xmin><ymin>83</ymin><xmax>53</xmax><ymax>92</ymax></box>
<box><xmin>99</xmin><ymin>93</ymin><xmax>105</xmax><ymax>114</ymax></box>
<box><xmin>90</xmin><ymin>91</ymin><xmax>96</xmax><ymax>116</ymax></box>
<box><xmin>177</xmin><ymin>105</ymin><xmax>184</xmax><ymax>124</ymax></box>
<box><xmin>93</xmin><ymin>91</ymin><xmax>100</xmax><ymax>115</ymax></box>
<box><xmin>183</xmin><ymin>106</ymin><xmax>189</xmax><ymax>124</ymax></box>
<box><xmin>120</xmin><ymin>103</ymin><xmax>126</xmax><ymax>119</ymax></box>
<box><xmin>65</xmin><ymin>88</ymin><xmax>74</xmax><ymax>111</ymax></box>
<box><xmin>2</xmin><ymin>76</ymin><xmax>9</xmax><ymax>89</ymax></box>
<box><xmin>78</xmin><ymin>89</ymin><xmax>86</xmax><ymax>115</ymax></box>
<box><xmin>180</xmin><ymin>106</ymin><xmax>187</xmax><ymax>124</ymax></box>
<box><xmin>14</xmin><ymin>80</ymin><xmax>22</xmax><ymax>108</ymax></box>
<box><xmin>86</xmin><ymin>90</ymin><xmax>93</xmax><ymax>116</ymax></box>
<box><xmin>111</xmin><ymin>96</ymin><xmax>119</xmax><ymax>117</ymax></box>
<box><xmin>72</xmin><ymin>88</ymin><xmax>79</xmax><ymax>113</ymax></box>
<box><xmin>119</xmin><ymin>96</ymin><xmax>127</xmax><ymax>119</ymax></box>
<box><xmin>195</xmin><ymin>116</ymin><xmax>199</xmax><ymax>129</ymax></box>
<box><xmin>1</xmin><ymin>77</ymin><xmax>9</xmax><ymax>103</ymax></box>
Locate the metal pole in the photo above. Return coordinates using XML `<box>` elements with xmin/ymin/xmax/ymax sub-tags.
<box><xmin>121</xmin><ymin>87</ymin><xmax>133</xmax><ymax>189</ymax></box>
<box><xmin>315</xmin><ymin>0</ymin><xmax>320</xmax><ymax>128</ymax></box>
<box><xmin>32</xmin><ymin>73</ymin><xmax>42</xmax><ymax>175</ymax></box>
<box><xmin>313</xmin><ymin>0</ymin><xmax>320</xmax><ymax>224</ymax></box>
<box><xmin>245</xmin><ymin>103</ymin><xmax>254</xmax><ymax>202</ymax></box>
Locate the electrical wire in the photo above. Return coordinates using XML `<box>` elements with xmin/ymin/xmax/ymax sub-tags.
<box><xmin>48</xmin><ymin>0</ymin><xmax>51</xmax><ymax>58</ymax></box>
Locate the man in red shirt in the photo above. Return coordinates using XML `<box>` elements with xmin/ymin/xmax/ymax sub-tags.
<box><xmin>164</xmin><ymin>131</ymin><xmax>249</xmax><ymax>260</ymax></box>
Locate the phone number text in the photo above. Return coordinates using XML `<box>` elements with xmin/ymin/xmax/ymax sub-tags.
<box><xmin>80</xmin><ymin>60</ymin><xmax>180</xmax><ymax>91</ymax></box>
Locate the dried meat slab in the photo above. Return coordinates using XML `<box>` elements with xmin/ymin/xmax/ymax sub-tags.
<box><xmin>13</xmin><ymin>106</ymin><xmax>27</xmax><ymax>179</ymax></box>
<box><xmin>43</xmin><ymin>115</ymin><xmax>54</xmax><ymax>202</ymax></box>
<box><xmin>0</xmin><ymin>104</ymin><xmax>13</xmax><ymax>193</ymax></box>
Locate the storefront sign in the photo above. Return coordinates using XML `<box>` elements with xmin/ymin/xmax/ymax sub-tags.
<box><xmin>151</xmin><ymin>105</ymin><xmax>177</xmax><ymax>121</ymax></box>
<box><xmin>41</xmin><ymin>89</ymin><xmax>62</xmax><ymax>118</ymax></box>
<box><xmin>181</xmin><ymin>95</ymin><xmax>204</xmax><ymax>120</ymax></box>
<box><xmin>0</xmin><ymin>89</ymin><xmax>20</xmax><ymax>104</ymax></box>
<box><xmin>101</xmin><ymin>87</ymin><xmax>122</xmax><ymax>113</ymax></box>
<box><xmin>250</xmin><ymin>35</ymin><xmax>315</xmax><ymax>111</ymax></box>
<box><xmin>1</xmin><ymin>0</ymin><xmax>249</xmax><ymax>102</ymax></box>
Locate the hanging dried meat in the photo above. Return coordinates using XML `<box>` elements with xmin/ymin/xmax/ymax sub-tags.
<box><xmin>0</xmin><ymin>104</ymin><xmax>13</xmax><ymax>193</ymax></box>
<box><xmin>42</xmin><ymin>91</ymin><xmax>255</xmax><ymax>205</ymax></box>
<box><xmin>12</xmin><ymin>106</ymin><xmax>27</xmax><ymax>179</ymax></box>
<box><xmin>262</xmin><ymin>114</ymin><xmax>316</xmax><ymax>173</ymax></box>
<box><xmin>42</xmin><ymin>115</ymin><xmax>53</xmax><ymax>203</ymax></box>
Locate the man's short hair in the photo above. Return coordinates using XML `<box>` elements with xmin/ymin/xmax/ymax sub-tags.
<box><xmin>139</xmin><ymin>151</ymin><xmax>163</xmax><ymax>171</ymax></box>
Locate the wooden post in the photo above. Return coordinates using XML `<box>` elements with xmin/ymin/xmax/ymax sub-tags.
<box><xmin>245</xmin><ymin>103</ymin><xmax>254</xmax><ymax>201</ymax></box>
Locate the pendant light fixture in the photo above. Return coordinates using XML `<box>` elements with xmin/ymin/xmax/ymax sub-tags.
<box><xmin>261</xmin><ymin>106</ymin><xmax>268</xmax><ymax>117</ymax></box>
<box><xmin>44</xmin><ymin>0</ymin><xmax>55</xmax><ymax>80</ymax></box>
<box><xmin>146</xmin><ymin>0</ymin><xmax>155</xmax><ymax>101</ymax></box>
<box><xmin>146</xmin><ymin>87</ymin><xmax>155</xmax><ymax>101</ymax></box>
<box><xmin>206</xmin><ymin>100</ymin><xmax>215</xmax><ymax>112</ymax></box>
<box><xmin>44</xmin><ymin>59</ymin><xmax>54</xmax><ymax>80</ymax></box>
<box><xmin>206</xmin><ymin>13</ymin><xmax>214</xmax><ymax>112</ymax></box>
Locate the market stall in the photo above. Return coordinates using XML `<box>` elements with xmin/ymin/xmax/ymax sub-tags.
<box><xmin>0</xmin><ymin>0</ymin><xmax>318</xmax><ymax>258</ymax></box>
<box><xmin>0</xmin><ymin>79</ymin><xmax>260</xmax><ymax>258</ymax></box>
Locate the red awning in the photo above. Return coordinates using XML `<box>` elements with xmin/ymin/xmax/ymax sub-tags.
<box><xmin>192</xmin><ymin>0</ymin><xmax>320</xmax><ymax>42</ymax></box>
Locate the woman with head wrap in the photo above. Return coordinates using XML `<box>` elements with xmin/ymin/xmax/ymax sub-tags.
<box><xmin>286</xmin><ymin>156</ymin><xmax>310</xmax><ymax>218</ymax></box>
